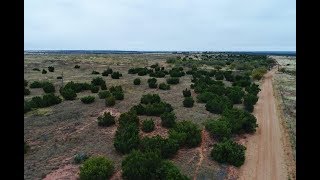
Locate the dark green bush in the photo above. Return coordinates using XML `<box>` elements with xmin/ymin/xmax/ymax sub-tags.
<box><xmin>225</xmin><ymin>86</ymin><xmax>245</xmax><ymax>104</ymax></box>
<box><xmin>105</xmin><ymin>96</ymin><xmax>116</xmax><ymax>107</ymax></box>
<box><xmin>26</xmin><ymin>93</ymin><xmax>62</xmax><ymax>110</ymax></box>
<box><xmin>150</xmin><ymin>63</ymin><xmax>159</xmax><ymax>68</ymax></box>
<box><xmin>42</xmin><ymin>93</ymin><xmax>62</xmax><ymax>107</ymax></box>
<box><xmin>133</xmin><ymin>78</ymin><xmax>141</xmax><ymax>85</ymax></box>
<box><xmin>205</xmin><ymin>118</ymin><xmax>231</xmax><ymax>140</ymax></box>
<box><xmin>111</xmin><ymin>71</ymin><xmax>122</xmax><ymax>79</ymax></box>
<box><xmin>81</xmin><ymin>96</ymin><xmax>95</xmax><ymax>104</ymax></box>
<box><xmin>138</xmin><ymin>68</ymin><xmax>148</xmax><ymax>76</ymax></box>
<box><xmin>166</xmin><ymin>77</ymin><xmax>179</xmax><ymax>84</ymax></box>
<box><xmin>205</xmin><ymin>96</ymin><xmax>232</xmax><ymax>114</ymax></box>
<box><xmin>48</xmin><ymin>66</ymin><xmax>54</xmax><ymax>72</ymax></box>
<box><xmin>98</xmin><ymin>91</ymin><xmax>111</xmax><ymax>99</ymax></box>
<box><xmin>160</xmin><ymin>112</ymin><xmax>176</xmax><ymax>128</ymax></box>
<box><xmin>140</xmin><ymin>136</ymin><xmax>179</xmax><ymax>159</ymax></box>
<box><xmin>74</xmin><ymin>65</ymin><xmax>80</xmax><ymax>69</ymax></box>
<box><xmin>245</xmin><ymin>83</ymin><xmax>260</xmax><ymax>95</ymax></box>
<box><xmin>24</xmin><ymin>88</ymin><xmax>30</xmax><ymax>96</ymax></box>
<box><xmin>131</xmin><ymin>104</ymin><xmax>145</xmax><ymax>115</ymax></box>
<box><xmin>197</xmin><ymin>92</ymin><xmax>219</xmax><ymax>103</ymax></box>
<box><xmin>114</xmin><ymin>123</ymin><xmax>140</xmax><ymax>154</ymax></box>
<box><xmin>182</xmin><ymin>88</ymin><xmax>191</xmax><ymax>97</ymax></box>
<box><xmin>215</xmin><ymin>71</ymin><xmax>224</xmax><ymax>80</ymax></box>
<box><xmin>244</xmin><ymin>93</ymin><xmax>258</xmax><ymax>112</ymax></box>
<box><xmin>90</xmin><ymin>85</ymin><xmax>99</xmax><ymax>93</ymax></box>
<box><xmin>91</xmin><ymin>70</ymin><xmax>100</xmax><ymax>74</ymax></box>
<box><xmin>30</xmin><ymin>81</ymin><xmax>42</xmax><ymax>88</ymax></box>
<box><xmin>42</xmin><ymin>69</ymin><xmax>47</xmax><ymax>74</ymax></box>
<box><xmin>24</xmin><ymin>79</ymin><xmax>28</xmax><ymax>87</ymax></box>
<box><xmin>102</xmin><ymin>68</ymin><xmax>113</xmax><ymax>76</ymax></box>
<box><xmin>144</xmin><ymin>102</ymin><xmax>173</xmax><ymax>116</ymax></box>
<box><xmin>169</xmin><ymin>120</ymin><xmax>201</xmax><ymax>148</ymax></box>
<box><xmin>100</xmin><ymin>82</ymin><xmax>107</xmax><ymax>90</ymax></box>
<box><xmin>141</xmin><ymin>94</ymin><xmax>161</xmax><ymax>104</ymax></box>
<box><xmin>42</xmin><ymin>82</ymin><xmax>55</xmax><ymax>93</ymax></box>
<box><xmin>112</xmin><ymin>91</ymin><xmax>124</xmax><ymax>100</ymax></box>
<box><xmin>158</xmin><ymin>83</ymin><xmax>170</xmax><ymax>90</ymax></box>
<box><xmin>98</xmin><ymin>112</ymin><xmax>115</xmax><ymax>127</ymax></box>
<box><xmin>210</xmin><ymin>139</ymin><xmax>246</xmax><ymax>167</ymax></box>
<box><xmin>79</xmin><ymin>156</ymin><xmax>114</xmax><ymax>180</ymax></box>
<box><xmin>109</xmin><ymin>85</ymin><xmax>123</xmax><ymax>93</ymax></box>
<box><xmin>57</xmin><ymin>76</ymin><xmax>62</xmax><ymax>79</ymax></box>
<box><xmin>118</xmin><ymin>110</ymin><xmax>140</xmax><ymax>127</ymax></box>
<box><xmin>60</xmin><ymin>88</ymin><xmax>77</xmax><ymax>100</ymax></box>
<box><xmin>74</xmin><ymin>152</ymin><xmax>89</xmax><ymax>164</ymax></box>
<box><xmin>91</xmin><ymin>77</ymin><xmax>105</xmax><ymax>86</ymax></box>
<box><xmin>157</xmin><ymin>160</ymin><xmax>189</xmax><ymax>180</ymax></box>
<box><xmin>183</xmin><ymin>97</ymin><xmax>194</xmax><ymax>107</ymax></box>
<box><xmin>32</xmin><ymin>68</ymin><xmax>40</xmax><ymax>71</ymax></box>
<box><xmin>147</xmin><ymin>78</ymin><xmax>158</xmax><ymax>88</ymax></box>
<box><xmin>222</xmin><ymin>108</ymin><xmax>258</xmax><ymax>134</ymax></box>
<box><xmin>142</xmin><ymin>119</ymin><xmax>155</xmax><ymax>132</ymax></box>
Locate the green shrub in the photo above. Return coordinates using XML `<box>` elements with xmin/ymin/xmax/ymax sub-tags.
<box><xmin>61</xmin><ymin>88</ymin><xmax>77</xmax><ymax>100</ymax></box>
<box><xmin>91</xmin><ymin>70</ymin><xmax>100</xmax><ymax>74</ymax></box>
<box><xmin>26</xmin><ymin>93</ymin><xmax>62</xmax><ymax>109</ymax></box>
<box><xmin>114</xmin><ymin>123</ymin><xmax>140</xmax><ymax>154</ymax></box>
<box><xmin>74</xmin><ymin>152</ymin><xmax>89</xmax><ymax>164</ymax></box>
<box><xmin>148</xmin><ymin>78</ymin><xmax>158</xmax><ymax>88</ymax></box>
<box><xmin>57</xmin><ymin>76</ymin><xmax>62</xmax><ymax>79</ymax></box>
<box><xmin>98</xmin><ymin>91</ymin><xmax>111</xmax><ymax>99</ymax></box>
<box><xmin>169</xmin><ymin>121</ymin><xmax>201</xmax><ymax>148</ymax></box>
<box><xmin>133</xmin><ymin>78</ymin><xmax>141</xmax><ymax>85</ymax></box>
<box><xmin>105</xmin><ymin>96</ymin><xmax>116</xmax><ymax>107</ymax></box>
<box><xmin>183</xmin><ymin>97</ymin><xmax>194</xmax><ymax>108</ymax></box>
<box><xmin>42</xmin><ymin>93</ymin><xmax>62</xmax><ymax>107</ymax></box>
<box><xmin>74</xmin><ymin>65</ymin><xmax>80</xmax><ymax>69</ymax></box>
<box><xmin>157</xmin><ymin>160</ymin><xmax>189</xmax><ymax>180</ymax></box>
<box><xmin>112</xmin><ymin>91</ymin><xmax>124</xmax><ymax>100</ymax></box>
<box><xmin>182</xmin><ymin>88</ymin><xmax>191</xmax><ymax>97</ymax></box>
<box><xmin>158</xmin><ymin>83</ymin><xmax>170</xmax><ymax>90</ymax></box>
<box><xmin>118</xmin><ymin>110</ymin><xmax>140</xmax><ymax>126</ymax></box>
<box><xmin>30</xmin><ymin>81</ymin><xmax>42</xmax><ymax>88</ymax></box>
<box><xmin>111</xmin><ymin>71</ymin><xmax>122</xmax><ymax>79</ymax></box>
<box><xmin>225</xmin><ymin>86</ymin><xmax>245</xmax><ymax>104</ymax></box>
<box><xmin>81</xmin><ymin>96</ymin><xmax>95</xmax><ymax>104</ymax></box>
<box><xmin>251</xmin><ymin>67</ymin><xmax>267</xmax><ymax>80</ymax></box>
<box><xmin>205</xmin><ymin>96</ymin><xmax>232</xmax><ymax>114</ymax></box>
<box><xmin>244</xmin><ymin>93</ymin><xmax>258</xmax><ymax>112</ymax></box>
<box><xmin>48</xmin><ymin>66</ymin><xmax>54</xmax><ymax>72</ymax></box>
<box><xmin>166</xmin><ymin>77</ymin><xmax>179</xmax><ymax>84</ymax></box>
<box><xmin>245</xmin><ymin>83</ymin><xmax>260</xmax><ymax>95</ymax></box>
<box><xmin>141</xmin><ymin>94</ymin><xmax>161</xmax><ymax>104</ymax></box>
<box><xmin>222</xmin><ymin>108</ymin><xmax>258</xmax><ymax>134</ymax></box>
<box><xmin>197</xmin><ymin>92</ymin><xmax>218</xmax><ymax>103</ymax></box>
<box><xmin>24</xmin><ymin>88</ymin><xmax>30</xmax><ymax>96</ymax></box>
<box><xmin>144</xmin><ymin>102</ymin><xmax>173</xmax><ymax>116</ymax></box>
<box><xmin>150</xmin><ymin>63</ymin><xmax>159</xmax><ymax>68</ymax></box>
<box><xmin>100</xmin><ymin>82</ymin><xmax>107</xmax><ymax>90</ymax></box>
<box><xmin>122</xmin><ymin>150</ymin><xmax>162</xmax><ymax>180</ymax></box>
<box><xmin>142</xmin><ymin>119</ymin><xmax>155</xmax><ymax>132</ymax></box>
<box><xmin>42</xmin><ymin>82</ymin><xmax>55</xmax><ymax>93</ymax></box>
<box><xmin>98</xmin><ymin>112</ymin><xmax>115</xmax><ymax>127</ymax></box>
<box><xmin>210</xmin><ymin>139</ymin><xmax>246</xmax><ymax>167</ymax></box>
<box><xmin>91</xmin><ymin>77</ymin><xmax>105</xmax><ymax>86</ymax></box>
<box><xmin>24</xmin><ymin>79</ymin><xmax>28</xmax><ymax>87</ymax></box>
<box><xmin>138</xmin><ymin>68</ymin><xmax>148</xmax><ymax>76</ymax></box>
<box><xmin>140</xmin><ymin>136</ymin><xmax>179</xmax><ymax>159</ymax></box>
<box><xmin>42</xmin><ymin>69</ymin><xmax>47</xmax><ymax>74</ymax></box>
<box><xmin>102</xmin><ymin>68</ymin><xmax>113</xmax><ymax>76</ymax></box>
<box><xmin>131</xmin><ymin>104</ymin><xmax>145</xmax><ymax>115</ymax></box>
<box><xmin>160</xmin><ymin>112</ymin><xmax>176</xmax><ymax>128</ymax></box>
<box><xmin>79</xmin><ymin>156</ymin><xmax>114</xmax><ymax>180</ymax></box>
<box><xmin>215</xmin><ymin>71</ymin><xmax>224</xmax><ymax>80</ymax></box>
<box><xmin>205</xmin><ymin>118</ymin><xmax>231</xmax><ymax>140</ymax></box>
<box><xmin>90</xmin><ymin>86</ymin><xmax>99</xmax><ymax>93</ymax></box>
<box><xmin>109</xmin><ymin>85</ymin><xmax>123</xmax><ymax>93</ymax></box>
<box><xmin>32</xmin><ymin>68</ymin><xmax>40</xmax><ymax>71</ymax></box>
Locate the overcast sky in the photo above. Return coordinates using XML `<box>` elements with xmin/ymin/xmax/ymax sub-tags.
<box><xmin>24</xmin><ymin>0</ymin><xmax>295</xmax><ymax>51</ymax></box>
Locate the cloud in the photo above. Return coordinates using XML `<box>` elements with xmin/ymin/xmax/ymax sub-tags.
<box><xmin>24</xmin><ymin>0</ymin><xmax>296</xmax><ymax>51</ymax></box>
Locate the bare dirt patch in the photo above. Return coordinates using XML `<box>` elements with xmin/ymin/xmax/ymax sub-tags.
<box><xmin>43</xmin><ymin>164</ymin><xmax>79</xmax><ymax>180</ymax></box>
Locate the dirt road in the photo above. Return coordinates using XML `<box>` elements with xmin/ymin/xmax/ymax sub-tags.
<box><xmin>238</xmin><ymin>69</ymin><xmax>288</xmax><ymax>180</ymax></box>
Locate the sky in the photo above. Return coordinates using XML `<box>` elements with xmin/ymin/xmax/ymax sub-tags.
<box><xmin>24</xmin><ymin>0</ymin><xmax>296</xmax><ymax>51</ymax></box>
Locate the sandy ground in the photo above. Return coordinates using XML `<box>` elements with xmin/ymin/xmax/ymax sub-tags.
<box><xmin>238</xmin><ymin>68</ymin><xmax>288</xmax><ymax>180</ymax></box>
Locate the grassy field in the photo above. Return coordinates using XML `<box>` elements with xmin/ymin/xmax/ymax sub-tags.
<box><xmin>24</xmin><ymin>53</ymin><xmax>225</xmax><ymax>179</ymax></box>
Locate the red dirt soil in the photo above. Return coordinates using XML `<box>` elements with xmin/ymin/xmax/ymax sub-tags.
<box><xmin>238</xmin><ymin>69</ymin><xmax>289</xmax><ymax>180</ymax></box>
<box><xmin>43</xmin><ymin>164</ymin><xmax>79</xmax><ymax>180</ymax></box>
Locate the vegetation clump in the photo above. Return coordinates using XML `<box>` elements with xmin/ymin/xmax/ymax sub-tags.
<box><xmin>79</xmin><ymin>156</ymin><xmax>114</xmax><ymax>180</ymax></box>
<box><xmin>98</xmin><ymin>112</ymin><xmax>115</xmax><ymax>127</ymax></box>
<box><xmin>142</xmin><ymin>119</ymin><xmax>155</xmax><ymax>132</ymax></box>
<box><xmin>133</xmin><ymin>78</ymin><xmax>141</xmax><ymax>85</ymax></box>
<box><xmin>81</xmin><ymin>96</ymin><xmax>95</xmax><ymax>104</ymax></box>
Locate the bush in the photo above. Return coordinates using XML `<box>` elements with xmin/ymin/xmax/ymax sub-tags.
<box><xmin>100</xmin><ymin>82</ymin><xmax>107</xmax><ymax>90</ymax></box>
<box><xmin>251</xmin><ymin>67</ymin><xmax>267</xmax><ymax>80</ymax></box>
<box><xmin>118</xmin><ymin>111</ymin><xmax>140</xmax><ymax>127</ymax></box>
<box><xmin>215</xmin><ymin>72</ymin><xmax>224</xmax><ymax>80</ymax></box>
<box><xmin>91</xmin><ymin>70</ymin><xmax>100</xmax><ymax>74</ymax></box>
<box><xmin>142</xmin><ymin>119</ymin><xmax>155</xmax><ymax>133</ymax></box>
<box><xmin>57</xmin><ymin>76</ymin><xmax>62</xmax><ymax>79</ymax></box>
<box><xmin>98</xmin><ymin>91</ymin><xmax>111</xmax><ymax>99</ymax></box>
<box><xmin>133</xmin><ymin>78</ymin><xmax>141</xmax><ymax>85</ymax></box>
<box><xmin>114</xmin><ymin>123</ymin><xmax>140</xmax><ymax>154</ymax></box>
<box><xmin>42</xmin><ymin>69</ymin><xmax>47</xmax><ymax>74</ymax></box>
<box><xmin>98</xmin><ymin>112</ymin><xmax>115</xmax><ymax>127</ymax></box>
<box><xmin>182</xmin><ymin>88</ymin><xmax>191</xmax><ymax>97</ymax></box>
<box><xmin>131</xmin><ymin>104</ymin><xmax>146</xmax><ymax>115</ymax></box>
<box><xmin>81</xmin><ymin>96</ymin><xmax>95</xmax><ymax>104</ymax></box>
<box><xmin>243</xmin><ymin>93</ymin><xmax>258</xmax><ymax>112</ymax></box>
<box><xmin>112</xmin><ymin>90</ymin><xmax>124</xmax><ymax>100</ymax></box>
<box><xmin>121</xmin><ymin>150</ymin><xmax>162</xmax><ymax>180</ymax></box>
<box><xmin>169</xmin><ymin>121</ymin><xmax>201</xmax><ymax>148</ymax></box>
<box><xmin>24</xmin><ymin>79</ymin><xmax>28</xmax><ymax>87</ymax></box>
<box><xmin>111</xmin><ymin>71</ymin><xmax>122</xmax><ymax>79</ymax></box>
<box><xmin>91</xmin><ymin>77</ymin><xmax>105</xmax><ymax>86</ymax></box>
<box><xmin>42</xmin><ymin>82</ymin><xmax>55</xmax><ymax>93</ymax></box>
<box><xmin>245</xmin><ymin>83</ymin><xmax>260</xmax><ymax>95</ymax></box>
<box><xmin>90</xmin><ymin>85</ymin><xmax>99</xmax><ymax>93</ymax></box>
<box><xmin>141</xmin><ymin>94</ymin><xmax>161</xmax><ymax>104</ymax></box>
<box><xmin>79</xmin><ymin>156</ymin><xmax>114</xmax><ymax>180</ymax></box>
<box><xmin>157</xmin><ymin>160</ymin><xmax>189</xmax><ymax>180</ymax></box>
<box><xmin>60</xmin><ymin>88</ymin><xmax>77</xmax><ymax>100</ymax></box>
<box><xmin>102</xmin><ymin>68</ymin><xmax>113</xmax><ymax>76</ymax></box>
<box><xmin>138</xmin><ymin>68</ymin><xmax>148</xmax><ymax>76</ymax></box>
<box><xmin>225</xmin><ymin>86</ymin><xmax>245</xmax><ymax>104</ymax></box>
<box><xmin>158</xmin><ymin>83</ymin><xmax>170</xmax><ymax>90</ymax></box>
<box><xmin>222</xmin><ymin>108</ymin><xmax>258</xmax><ymax>134</ymax></box>
<box><xmin>144</xmin><ymin>102</ymin><xmax>173</xmax><ymax>116</ymax></box>
<box><xmin>210</xmin><ymin>139</ymin><xmax>246</xmax><ymax>167</ymax></box>
<box><xmin>197</xmin><ymin>92</ymin><xmax>218</xmax><ymax>103</ymax></box>
<box><xmin>183</xmin><ymin>97</ymin><xmax>194</xmax><ymax>107</ymax></box>
<box><xmin>140</xmin><ymin>136</ymin><xmax>179</xmax><ymax>159</ymax></box>
<box><xmin>147</xmin><ymin>78</ymin><xmax>158</xmax><ymax>88</ymax></box>
<box><xmin>26</xmin><ymin>94</ymin><xmax>62</xmax><ymax>110</ymax></box>
<box><xmin>160</xmin><ymin>112</ymin><xmax>176</xmax><ymax>128</ymax></box>
<box><xmin>32</xmin><ymin>68</ymin><xmax>40</xmax><ymax>71</ymax></box>
<box><xmin>30</xmin><ymin>81</ymin><xmax>42</xmax><ymax>88</ymax></box>
<box><xmin>24</xmin><ymin>88</ymin><xmax>30</xmax><ymax>96</ymax></box>
<box><xmin>166</xmin><ymin>77</ymin><xmax>179</xmax><ymax>84</ymax></box>
<box><xmin>74</xmin><ymin>152</ymin><xmax>89</xmax><ymax>164</ymax></box>
<box><xmin>48</xmin><ymin>66</ymin><xmax>54</xmax><ymax>72</ymax></box>
<box><xmin>74</xmin><ymin>65</ymin><xmax>80</xmax><ymax>69</ymax></box>
<box><xmin>109</xmin><ymin>85</ymin><xmax>123</xmax><ymax>93</ymax></box>
<box><xmin>42</xmin><ymin>93</ymin><xmax>62</xmax><ymax>107</ymax></box>
<box><xmin>205</xmin><ymin>118</ymin><xmax>232</xmax><ymax>140</ymax></box>
<box><xmin>105</xmin><ymin>96</ymin><xmax>116</xmax><ymax>107</ymax></box>
<box><xmin>205</xmin><ymin>96</ymin><xmax>232</xmax><ymax>114</ymax></box>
